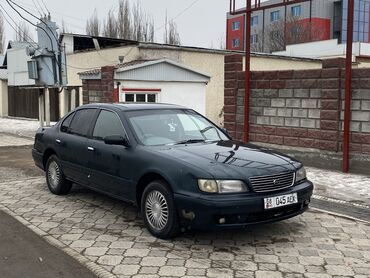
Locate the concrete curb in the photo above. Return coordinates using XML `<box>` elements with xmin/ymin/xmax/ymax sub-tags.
<box><xmin>0</xmin><ymin>204</ymin><xmax>117</xmax><ymax>278</ymax></box>
<box><xmin>310</xmin><ymin>207</ymin><xmax>370</xmax><ymax>225</ymax></box>
<box><xmin>313</xmin><ymin>194</ymin><xmax>370</xmax><ymax>210</ymax></box>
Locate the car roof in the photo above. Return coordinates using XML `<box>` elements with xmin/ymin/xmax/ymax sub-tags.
<box><xmin>79</xmin><ymin>103</ymin><xmax>188</xmax><ymax>111</ymax></box>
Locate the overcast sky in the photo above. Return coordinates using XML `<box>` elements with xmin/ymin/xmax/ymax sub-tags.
<box><xmin>1</xmin><ymin>0</ymin><xmax>237</xmax><ymax>49</ymax></box>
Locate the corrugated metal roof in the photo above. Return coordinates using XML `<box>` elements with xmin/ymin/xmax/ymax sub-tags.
<box><xmin>79</xmin><ymin>59</ymin><xmax>210</xmax><ymax>83</ymax></box>
<box><xmin>115</xmin><ymin>60</ymin><xmax>210</xmax><ymax>83</ymax></box>
<box><xmin>78</xmin><ymin>59</ymin><xmax>153</xmax><ymax>76</ymax></box>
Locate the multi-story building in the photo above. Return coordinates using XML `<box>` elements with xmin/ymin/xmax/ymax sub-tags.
<box><xmin>226</xmin><ymin>0</ymin><xmax>370</xmax><ymax>52</ymax></box>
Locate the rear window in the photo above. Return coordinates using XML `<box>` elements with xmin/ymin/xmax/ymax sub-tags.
<box><xmin>69</xmin><ymin>109</ymin><xmax>97</xmax><ymax>137</ymax></box>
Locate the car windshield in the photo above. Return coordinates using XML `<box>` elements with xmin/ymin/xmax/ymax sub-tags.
<box><xmin>126</xmin><ymin>109</ymin><xmax>229</xmax><ymax>146</ymax></box>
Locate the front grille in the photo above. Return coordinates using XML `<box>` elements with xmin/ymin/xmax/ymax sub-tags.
<box><xmin>249</xmin><ymin>172</ymin><xmax>295</xmax><ymax>193</ymax></box>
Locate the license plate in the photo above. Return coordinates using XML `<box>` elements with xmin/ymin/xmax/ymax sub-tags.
<box><xmin>264</xmin><ymin>193</ymin><xmax>298</xmax><ymax>210</ymax></box>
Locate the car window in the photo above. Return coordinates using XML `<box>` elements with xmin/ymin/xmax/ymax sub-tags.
<box><xmin>177</xmin><ymin>114</ymin><xmax>221</xmax><ymax>141</ymax></box>
<box><xmin>61</xmin><ymin>112</ymin><xmax>74</xmax><ymax>133</ymax></box>
<box><xmin>68</xmin><ymin>109</ymin><xmax>96</xmax><ymax>137</ymax></box>
<box><xmin>127</xmin><ymin>109</ymin><xmax>228</xmax><ymax>146</ymax></box>
<box><xmin>93</xmin><ymin>110</ymin><xmax>124</xmax><ymax>140</ymax></box>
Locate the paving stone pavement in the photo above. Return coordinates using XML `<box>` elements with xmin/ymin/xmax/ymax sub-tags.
<box><xmin>0</xmin><ymin>177</ymin><xmax>369</xmax><ymax>278</ymax></box>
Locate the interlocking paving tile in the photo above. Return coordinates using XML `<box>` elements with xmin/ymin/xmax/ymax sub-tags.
<box><xmin>0</xmin><ymin>177</ymin><xmax>369</xmax><ymax>277</ymax></box>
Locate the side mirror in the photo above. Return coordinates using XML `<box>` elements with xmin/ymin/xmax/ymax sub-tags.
<box><xmin>104</xmin><ymin>135</ymin><xmax>130</xmax><ymax>147</ymax></box>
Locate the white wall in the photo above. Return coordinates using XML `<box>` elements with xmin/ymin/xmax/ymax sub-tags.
<box><xmin>273</xmin><ymin>39</ymin><xmax>370</xmax><ymax>62</ymax></box>
<box><xmin>118</xmin><ymin>80</ymin><xmax>206</xmax><ymax>115</ymax></box>
<box><xmin>0</xmin><ymin>80</ymin><xmax>8</xmax><ymax>117</ymax></box>
<box><xmin>7</xmin><ymin>48</ymin><xmax>36</xmax><ymax>86</ymax></box>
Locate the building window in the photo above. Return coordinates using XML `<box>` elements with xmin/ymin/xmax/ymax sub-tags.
<box><xmin>270</xmin><ymin>10</ymin><xmax>280</xmax><ymax>22</ymax></box>
<box><xmin>291</xmin><ymin>5</ymin><xmax>301</xmax><ymax>17</ymax></box>
<box><xmin>232</xmin><ymin>38</ymin><xmax>240</xmax><ymax>48</ymax></box>
<box><xmin>124</xmin><ymin>93</ymin><xmax>157</xmax><ymax>103</ymax></box>
<box><xmin>250</xmin><ymin>34</ymin><xmax>258</xmax><ymax>44</ymax></box>
<box><xmin>232</xmin><ymin>21</ymin><xmax>240</xmax><ymax>31</ymax></box>
<box><xmin>251</xmin><ymin>16</ymin><xmax>258</xmax><ymax>26</ymax></box>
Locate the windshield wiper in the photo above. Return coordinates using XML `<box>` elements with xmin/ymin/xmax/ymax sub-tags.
<box><xmin>174</xmin><ymin>139</ymin><xmax>206</xmax><ymax>145</ymax></box>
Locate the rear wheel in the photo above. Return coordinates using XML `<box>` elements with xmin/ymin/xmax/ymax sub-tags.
<box><xmin>45</xmin><ymin>155</ymin><xmax>72</xmax><ymax>195</ymax></box>
<box><xmin>141</xmin><ymin>180</ymin><xmax>179</xmax><ymax>239</ymax></box>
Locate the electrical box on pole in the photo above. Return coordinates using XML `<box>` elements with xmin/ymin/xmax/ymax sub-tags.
<box><xmin>26</xmin><ymin>16</ymin><xmax>67</xmax><ymax>87</ymax></box>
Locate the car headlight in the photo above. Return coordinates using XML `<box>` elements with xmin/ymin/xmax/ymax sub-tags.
<box><xmin>296</xmin><ymin>167</ymin><xmax>306</xmax><ymax>183</ymax></box>
<box><xmin>198</xmin><ymin>179</ymin><xmax>248</xmax><ymax>194</ymax></box>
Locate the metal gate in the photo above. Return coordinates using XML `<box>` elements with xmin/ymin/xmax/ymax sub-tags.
<box><xmin>8</xmin><ymin>87</ymin><xmax>60</xmax><ymax>121</ymax></box>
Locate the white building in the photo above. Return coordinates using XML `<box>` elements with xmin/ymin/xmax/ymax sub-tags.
<box><xmin>273</xmin><ymin>39</ymin><xmax>370</xmax><ymax>67</ymax></box>
<box><xmin>79</xmin><ymin>59</ymin><xmax>210</xmax><ymax>115</ymax></box>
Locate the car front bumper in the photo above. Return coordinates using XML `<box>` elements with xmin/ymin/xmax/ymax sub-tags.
<box><xmin>174</xmin><ymin>180</ymin><xmax>313</xmax><ymax>230</ymax></box>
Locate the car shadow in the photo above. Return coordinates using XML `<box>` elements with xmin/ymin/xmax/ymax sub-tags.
<box><xmin>67</xmin><ymin>184</ymin><xmax>308</xmax><ymax>248</ymax></box>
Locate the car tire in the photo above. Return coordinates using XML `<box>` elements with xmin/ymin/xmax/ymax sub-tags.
<box><xmin>45</xmin><ymin>155</ymin><xmax>72</xmax><ymax>195</ymax></box>
<box><xmin>141</xmin><ymin>180</ymin><xmax>179</xmax><ymax>239</ymax></box>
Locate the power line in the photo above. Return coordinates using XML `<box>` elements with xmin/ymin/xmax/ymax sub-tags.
<box><xmin>0</xmin><ymin>4</ymin><xmax>37</xmax><ymax>45</ymax></box>
<box><xmin>155</xmin><ymin>0</ymin><xmax>201</xmax><ymax>31</ymax></box>
<box><xmin>7</xmin><ymin>1</ymin><xmax>86</xmax><ymax>31</ymax></box>
<box><xmin>31</xmin><ymin>0</ymin><xmax>43</xmax><ymax>17</ymax></box>
<box><xmin>9</xmin><ymin>0</ymin><xmax>60</xmax><ymax>47</ymax></box>
<box><xmin>40</xmin><ymin>0</ymin><xmax>50</xmax><ymax>15</ymax></box>
<box><xmin>17</xmin><ymin>0</ymin><xmax>86</xmax><ymax>23</ymax></box>
<box><xmin>0</xmin><ymin>6</ymin><xmax>56</xmax><ymax>79</ymax></box>
<box><xmin>34</xmin><ymin>0</ymin><xmax>46</xmax><ymax>15</ymax></box>
<box><xmin>6</xmin><ymin>0</ymin><xmax>55</xmax><ymax>51</ymax></box>
<box><xmin>5</xmin><ymin>0</ymin><xmax>61</xmax><ymax>83</ymax></box>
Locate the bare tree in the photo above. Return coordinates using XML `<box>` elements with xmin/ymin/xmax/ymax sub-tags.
<box><xmin>117</xmin><ymin>0</ymin><xmax>132</xmax><ymax>39</ymax></box>
<box><xmin>167</xmin><ymin>20</ymin><xmax>180</xmax><ymax>45</ymax></box>
<box><xmin>252</xmin><ymin>14</ymin><xmax>318</xmax><ymax>53</ymax></box>
<box><xmin>131</xmin><ymin>2</ymin><xmax>154</xmax><ymax>42</ymax></box>
<box><xmin>14</xmin><ymin>21</ymin><xmax>33</xmax><ymax>42</ymax></box>
<box><xmin>164</xmin><ymin>13</ymin><xmax>180</xmax><ymax>46</ymax></box>
<box><xmin>86</xmin><ymin>1</ymin><xmax>156</xmax><ymax>42</ymax></box>
<box><xmin>219</xmin><ymin>34</ymin><xmax>226</xmax><ymax>50</ymax></box>
<box><xmin>103</xmin><ymin>8</ymin><xmax>118</xmax><ymax>38</ymax></box>
<box><xmin>86</xmin><ymin>9</ymin><xmax>100</xmax><ymax>36</ymax></box>
<box><xmin>0</xmin><ymin>14</ymin><xmax>5</xmax><ymax>54</ymax></box>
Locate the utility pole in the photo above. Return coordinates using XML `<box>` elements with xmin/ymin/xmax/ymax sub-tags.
<box><xmin>343</xmin><ymin>0</ymin><xmax>354</xmax><ymax>173</ymax></box>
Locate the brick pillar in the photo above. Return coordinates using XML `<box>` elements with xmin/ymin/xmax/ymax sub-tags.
<box><xmin>224</xmin><ymin>55</ymin><xmax>243</xmax><ymax>139</ymax></box>
<box><xmin>101</xmin><ymin>66</ymin><xmax>115</xmax><ymax>103</ymax></box>
<box><xmin>319</xmin><ymin>58</ymin><xmax>345</xmax><ymax>152</ymax></box>
<box><xmin>82</xmin><ymin>80</ymin><xmax>89</xmax><ymax>105</ymax></box>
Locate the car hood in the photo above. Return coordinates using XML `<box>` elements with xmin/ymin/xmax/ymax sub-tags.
<box><xmin>150</xmin><ymin>140</ymin><xmax>300</xmax><ymax>179</ymax></box>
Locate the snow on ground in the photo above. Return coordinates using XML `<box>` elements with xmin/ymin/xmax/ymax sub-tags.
<box><xmin>307</xmin><ymin>167</ymin><xmax>370</xmax><ymax>206</ymax></box>
<box><xmin>0</xmin><ymin>117</ymin><xmax>56</xmax><ymax>138</ymax></box>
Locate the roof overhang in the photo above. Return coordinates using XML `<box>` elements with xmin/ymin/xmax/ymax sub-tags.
<box><xmin>80</xmin><ymin>59</ymin><xmax>211</xmax><ymax>84</ymax></box>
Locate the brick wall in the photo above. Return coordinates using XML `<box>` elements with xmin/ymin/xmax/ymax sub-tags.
<box><xmin>224</xmin><ymin>55</ymin><xmax>370</xmax><ymax>154</ymax></box>
<box><xmin>82</xmin><ymin>66</ymin><xmax>115</xmax><ymax>104</ymax></box>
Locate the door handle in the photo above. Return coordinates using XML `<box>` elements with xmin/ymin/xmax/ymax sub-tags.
<box><xmin>56</xmin><ymin>139</ymin><xmax>61</xmax><ymax>144</ymax></box>
<box><xmin>87</xmin><ymin>147</ymin><xmax>95</xmax><ymax>151</ymax></box>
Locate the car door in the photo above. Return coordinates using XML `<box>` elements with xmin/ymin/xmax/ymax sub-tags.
<box><xmin>56</xmin><ymin>108</ymin><xmax>98</xmax><ymax>185</ymax></box>
<box><xmin>86</xmin><ymin>109</ymin><xmax>132</xmax><ymax>198</ymax></box>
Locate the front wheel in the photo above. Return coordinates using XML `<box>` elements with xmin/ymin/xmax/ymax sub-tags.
<box><xmin>141</xmin><ymin>181</ymin><xmax>179</xmax><ymax>239</ymax></box>
<box><xmin>45</xmin><ymin>155</ymin><xmax>72</xmax><ymax>195</ymax></box>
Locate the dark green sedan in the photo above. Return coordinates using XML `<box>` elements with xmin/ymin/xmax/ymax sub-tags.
<box><xmin>32</xmin><ymin>103</ymin><xmax>313</xmax><ymax>238</ymax></box>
